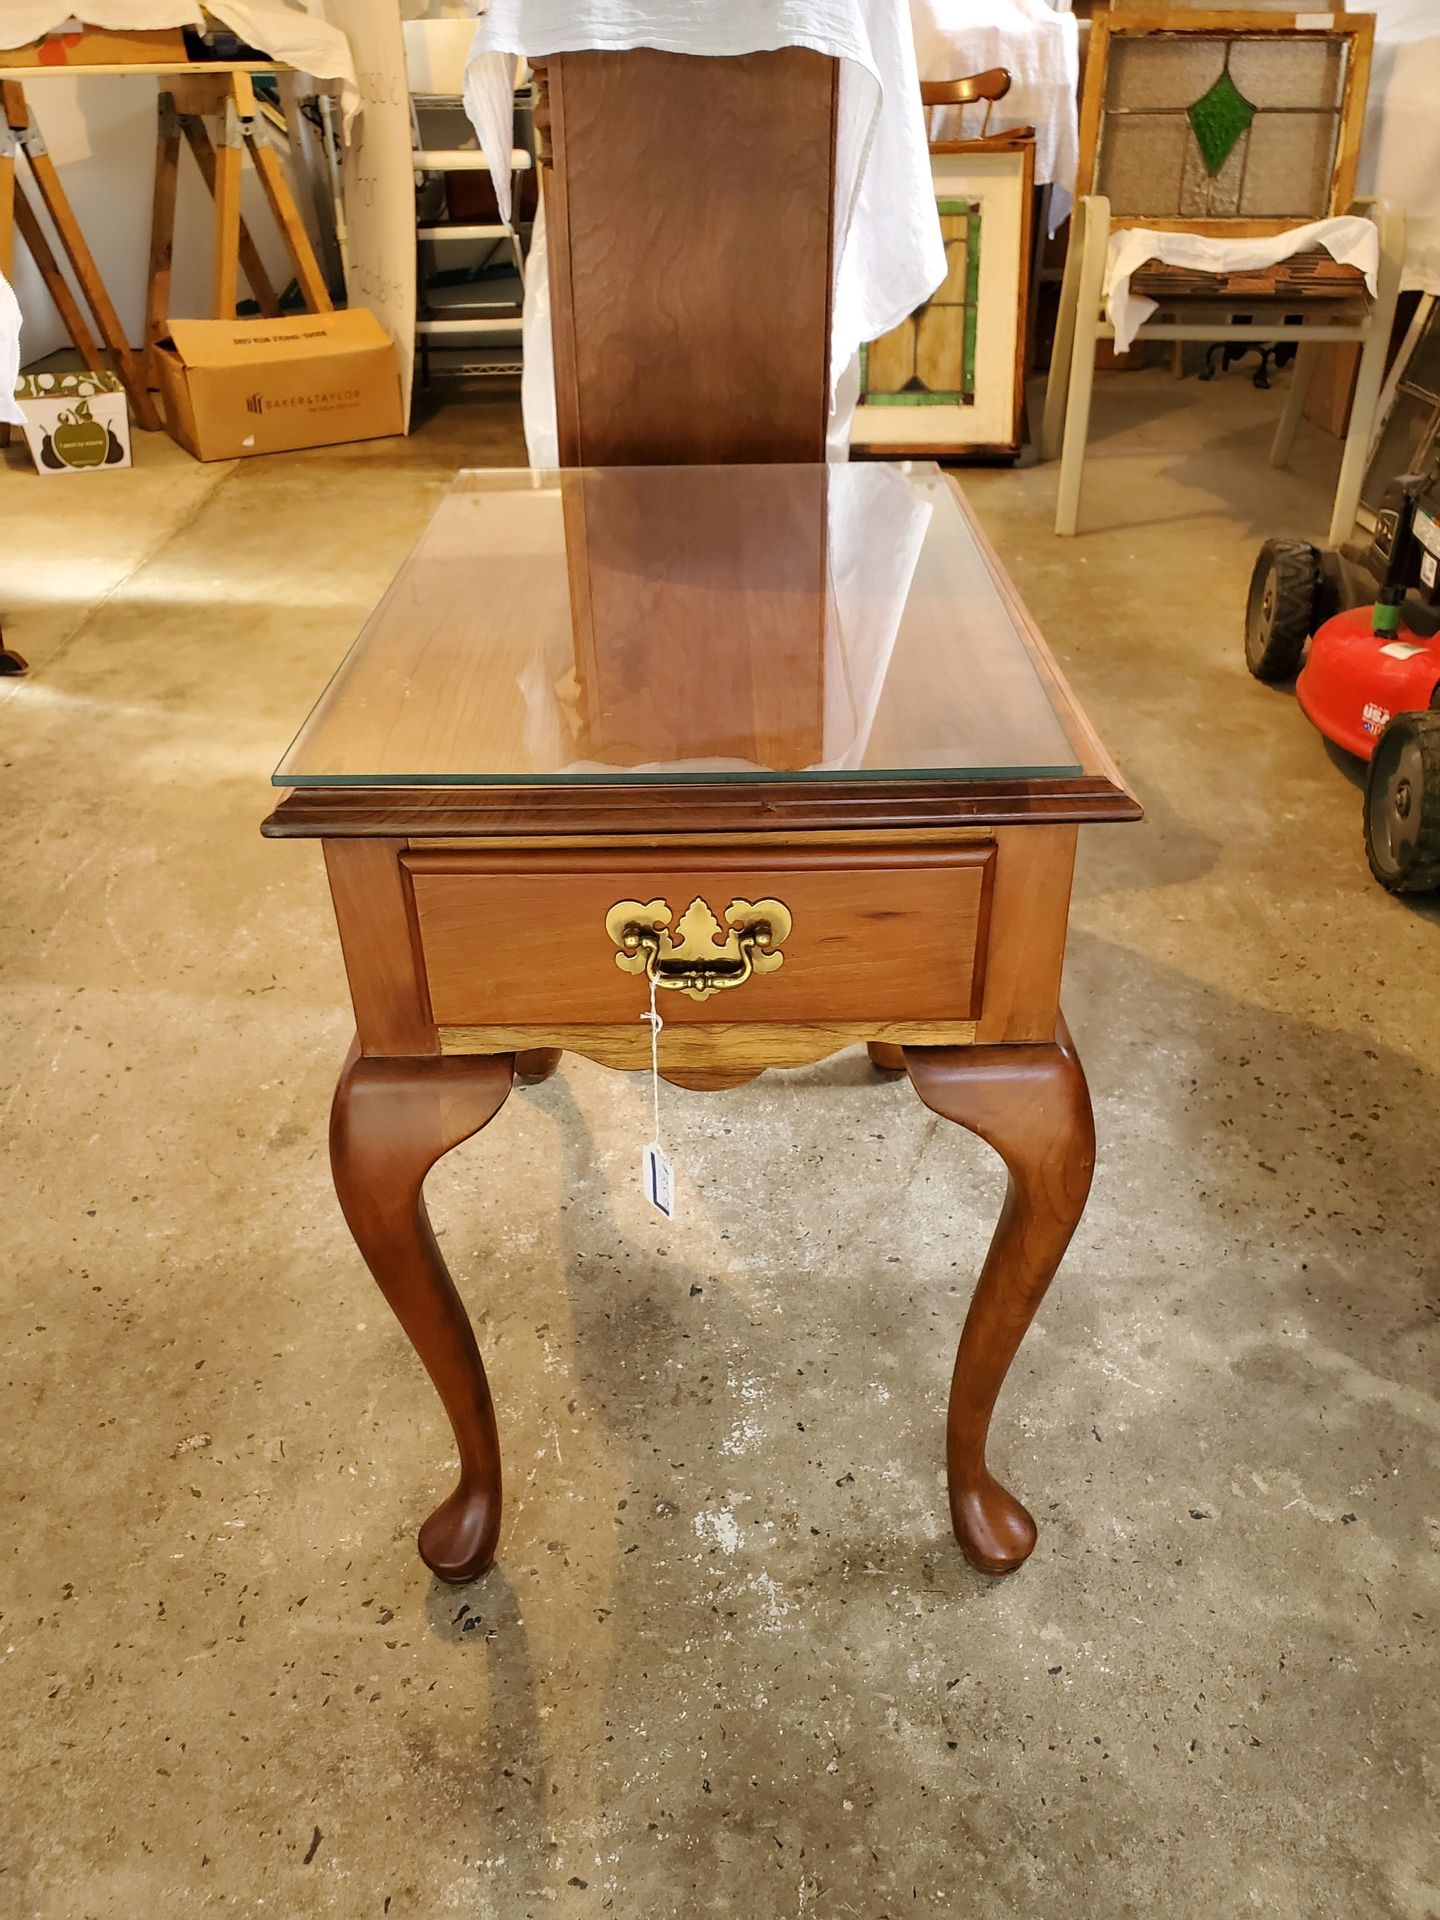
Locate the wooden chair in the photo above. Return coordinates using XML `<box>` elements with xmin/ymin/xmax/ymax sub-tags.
<box><xmin>1041</xmin><ymin>8</ymin><xmax>1402</xmax><ymax>543</ymax></box>
<box><xmin>921</xmin><ymin>65</ymin><xmax>1012</xmax><ymax>136</ymax></box>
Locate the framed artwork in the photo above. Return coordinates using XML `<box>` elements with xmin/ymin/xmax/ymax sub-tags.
<box><xmin>851</xmin><ymin>136</ymin><xmax>1034</xmax><ymax>459</ymax></box>
<box><xmin>1075</xmin><ymin>10</ymin><xmax>1374</xmax><ymax>235</ymax></box>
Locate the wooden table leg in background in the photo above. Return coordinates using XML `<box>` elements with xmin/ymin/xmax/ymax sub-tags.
<box><xmin>0</xmin><ymin>119</ymin><xmax>13</xmax><ymax>280</ymax></box>
<box><xmin>14</xmin><ymin>184</ymin><xmax>106</xmax><ymax>372</ymax></box>
<box><xmin>240</xmin><ymin>69</ymin><xmax>333</xmax><ymax>316</ymax></box>
<box><xmin>145</xmin><ymin>98</ymin><xmax>182</xmax><ymax>380</ymax></box>
<box><xmin>515</xmin><ymin>1048</ymin><xmax>563</xmax><ymax>1083</ymax></box>
<box><xmin>329</xmin><ymin>1042</ymin><xmax>517</xmax><ymax>1584</ymax></box>
<box><xmin>904</xmin><ymin>1017</ymin><xmax>1095</xmax><ymax>1576</ymax></box>
<box><xmin>9</xmin><ymin>82</ymin><xmax>162</xmax><ymax>431</ymax></box>
<box><xmin>1</xmin><ymin>93</ymin><xmax>18</xmax><ymax>450</ymax></box>
<box><xmin>211</xmin><ymin>84</ymin><xmax>244</xmax><ymax>320</ymax></box>
<box><xmin>176</xmin><ymin>112</ymin><xmax>281</xmax><ymax>320</ymax></box>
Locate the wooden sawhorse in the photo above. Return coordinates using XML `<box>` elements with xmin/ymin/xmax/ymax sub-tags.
<box><xmin>146</xmin><ymin>67</ymin><xmax>333</xmax><ymax>381</ymax></box>
<box><xmin>1</xmin><ymin>78</ymin><xmax>160</xmax><ymax>429</ymax></box>
<box><xmin>0</xmin><ymin>62</ymin><xmax>334</xmax><ymax>435</ymax></box>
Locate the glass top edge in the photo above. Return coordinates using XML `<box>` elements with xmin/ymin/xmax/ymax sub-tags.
<box><xmin>273</xmin><ymin>761</ymin><xmax>1084</xmax><ymax>790</ymax></box>
<box><xmin>273</xmin><ymin>461</ymin><xmax>1090</xmax><ymax>795</ymax></box>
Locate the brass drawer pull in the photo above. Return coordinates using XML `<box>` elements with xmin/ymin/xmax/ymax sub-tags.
<box><xmin>605</xmin><ymin>894</ymin><xmax>793</xmax><ymax>1003</ymax></box>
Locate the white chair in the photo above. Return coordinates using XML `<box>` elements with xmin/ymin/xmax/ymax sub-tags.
<box><xmin>1041</xmin><ymin>8</ymin><xmax>1404</xmax><ymax>545</ymax></box>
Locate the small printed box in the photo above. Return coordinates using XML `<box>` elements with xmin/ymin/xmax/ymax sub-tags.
<box><xmin>15</xmin><ymin>371</ymin><xmax>132</xmax><ymax>475</ymax></box>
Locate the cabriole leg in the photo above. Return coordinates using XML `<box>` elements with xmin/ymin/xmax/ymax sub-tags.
<box><xmin>904</xmin><ymin>1021</ymin><xmax>1095</xmax><ymax>1574</ymax></box>
<box><xmin>516</xmin><ymin>1047</ymin><xmax>563</xmax><ymax>1082</ymax></box>
<box><xmin>330</xmin><ymin>1041</ymin><xmax>516</xmax><ymax>1582</ymax></box>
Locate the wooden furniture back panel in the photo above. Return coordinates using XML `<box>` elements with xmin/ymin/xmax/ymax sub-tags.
<box><xmin>405</xmin><ymin>847</ymin><xmax>995</xmax><ymax>1026</ymax></box>
<box><xmin>546</xmin><ymin>47</ymin><xmax>838</xmax><ymax>465</ymax></box>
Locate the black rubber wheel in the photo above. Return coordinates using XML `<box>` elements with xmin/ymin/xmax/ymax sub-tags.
<box><xmin>1245</xmin><ymin>538</ymin><xmax>1318</xmax><ymax>680</ymax></box>
<box><xmin>1364</xmin><ymin>710</ymin><xmax>1440</xmax><ymax>893</ymax></box>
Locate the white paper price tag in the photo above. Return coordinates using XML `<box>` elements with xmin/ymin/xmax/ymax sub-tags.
<box><xmin>643</xmin><ymin>1142</ymin><xmax>675</xmax><ymax>1219</ymax></box>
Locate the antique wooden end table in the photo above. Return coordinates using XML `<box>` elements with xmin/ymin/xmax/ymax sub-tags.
<box><xmin>264</xmin><ymin>460</ymin><xmax>1140</xmax><ymax>1584</ymax></box>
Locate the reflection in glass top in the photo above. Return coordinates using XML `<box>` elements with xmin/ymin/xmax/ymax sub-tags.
<box><xmin>273</xmin><ymin>463</ymin><xmax>1083</xmax><ymax>788</ymax></box>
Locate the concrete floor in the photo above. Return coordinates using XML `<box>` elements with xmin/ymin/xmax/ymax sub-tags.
<box><xmin>2</xmin><ymin>372</ymin><xmax>1436</xmax><ymax>1920</ymax></box>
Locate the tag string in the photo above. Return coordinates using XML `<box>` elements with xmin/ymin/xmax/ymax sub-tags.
<box><xmin>642</xmin><ymin>973</ymin><xmax>663</xmax><ymax>1148</ymax></box>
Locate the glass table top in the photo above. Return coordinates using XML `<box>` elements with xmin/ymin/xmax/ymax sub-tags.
<box><xmin>274</xmin><ymin>462</ymin><xmax>1085</xmax><ymax>789</ymax></box>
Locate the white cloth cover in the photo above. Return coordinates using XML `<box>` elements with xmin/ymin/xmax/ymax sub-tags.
<box><xmin>0</xmin><ymin>3</ymin><xmax>360</xmax><ymax>130</ymax></box>
<box><xmin>1104</xmin><ymin>215</ymin><xmax>1381</xmax><ymax>354</ymax></box>
<box><xmin>1</xmin><ymin>272</ymin><xmax>25</xmax><ymax>427</ymax></box>
<box><xmin>910</xmin><ymin>0</ymin><xmax>1077</xmax><ymax>229</ymax></box>
<box><xmin>464</xmin><ymin>0</ymin><xmax>945</xmax><ymax>465</ymax></box>
<box><xmin>1362</xmin><ymin>0</ymin><xmax>1440</xmax><ymax>297</ymax></box>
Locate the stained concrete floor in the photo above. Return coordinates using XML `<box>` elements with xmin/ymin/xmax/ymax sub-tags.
<box><xmin>2</xmin><ymin>371</ymin><xmax>1437</xmax><ymax>1920</ymax></box>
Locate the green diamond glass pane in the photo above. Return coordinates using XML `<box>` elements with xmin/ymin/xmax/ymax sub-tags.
<box><xmin>1187</xmin><ymin>69</ymin><xmax>1256</xmax><ymax>177</ymax></box>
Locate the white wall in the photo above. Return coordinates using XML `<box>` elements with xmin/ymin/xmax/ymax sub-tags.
<box><xmin>322</xmin><ymin>0</ymin><xmax>418</xmax><ymax>417</ymax></box>
<box><xmin>10</xmin><ymin>74</ymin><xmax>296</xmax><ymax>364</ymax></box>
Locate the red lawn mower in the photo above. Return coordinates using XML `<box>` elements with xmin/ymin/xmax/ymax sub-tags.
<box><xmin>1245</xmin><ymin>466</ymin><xmax>1440</xmax><ymax>893</ymax></box>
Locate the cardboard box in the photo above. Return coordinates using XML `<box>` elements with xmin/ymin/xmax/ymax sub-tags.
<box><xmin>15</xmin><ymin>370</ymin><xmax>131</xmax><ymax>475</ymax></box>
<box><xmin>154</xmin><ymin>312</ymin><xmax>404</xmax><ymax>462</ymax></box>
<box><xmin>5</xmin><ymin>27</ymin><xmax>189</xmax><ymax>67</ymax></box>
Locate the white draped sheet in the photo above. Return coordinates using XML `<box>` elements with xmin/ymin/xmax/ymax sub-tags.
<box><xmin>0</xmin><ymin>3</ymin><xmax>359</xmax><ymax>129</ymax></box>
<box><xmin>1363</xmin><ymin>0</ymin><xmax>1440</xmax><ymax>297</ymax></box>
<box><xmin>909</xmin><ymin>0</ymin><xmax>1078</xmax><ymax>228</ymax></box>
<box><xmin>1105</xmin><ymin>216</ymin><xmax>1382</xmax><ymax>356</ymax></box>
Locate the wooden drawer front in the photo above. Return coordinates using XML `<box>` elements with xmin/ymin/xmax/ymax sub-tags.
<box><xmin>405</xmin><ymin>846</ymin><xmax>994</xmax><ymax>1027</ymax></box>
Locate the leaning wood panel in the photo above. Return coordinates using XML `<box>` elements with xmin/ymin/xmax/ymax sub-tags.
<box><xmin>545</xmin><ymin>47</ymin><xmax>838</xmax><ymax>465</ymax></box>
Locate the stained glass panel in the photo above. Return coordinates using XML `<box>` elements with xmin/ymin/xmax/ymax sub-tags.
<box><xmin>1228</xmin><ymin>38</ymin><xmax>1343</xmax><ymax>112</ymax></box>
<box><xmin>1110</xmin><ymin>38</ymin><xmax>1226</xmax><ymax>112</ymax></box>
<box><xmin>1187</xmin><ymin>70</ymin><xmax>1256</xmax><ymax>176</ymax></box>
<box><xmin>1097</xmin><ymin>30</ymin><xmax>1349</xmax><ymax>221</ymax></box>
<box><xmin>1240</xmin><ymin>112</ymin><xmax>1341</xmax><ymax>217</ymax></box>
<box><xmin>1099</xmin><ymin>115</ymin><xmax>1189</xmax><ymax>210</ymax></box>
<box><xmin>861</xmin><ymin>199</ymin><xmax>981</xmax><ymax>407</ymax></box>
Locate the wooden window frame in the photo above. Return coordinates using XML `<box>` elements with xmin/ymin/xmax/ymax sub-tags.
<box><xmin>1075</xmin><ymin>8</ymin><xmax>1375</xmax><ymax>237</ymax></box>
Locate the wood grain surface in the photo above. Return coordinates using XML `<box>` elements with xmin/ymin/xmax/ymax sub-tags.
<box><xmin>1128</xmin><ymin>251</ymin><xmax>1368</xmax><ymax>301</ymax></box>
<box><xmin>905</xmin><ymin>1018</ymin><xmax>1095</xmax><ymax>1574</ymax></box>
<box><xmin>330</xmin><ymin>1043</ymin><xmax>516</xmax><ymax>1581</ymax></box>
<box><xmin>437</xmin><ymin>1021</ymin><xmax>980</xmax><ymax>1071</ymax></box>
<box><xmin>324</xmin><ymin>840</ymin><xmax>435</xmax><ymax>1056</ymax></box>
<box><xmin>546</xmin><ymin>48</ymin><xmax>838</xmax><ymax>464</ymax></box>
<box><xmin>405</xmin><ymin>844</ymin><xmax>996</xmax><ymax>1026</ymax></box>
